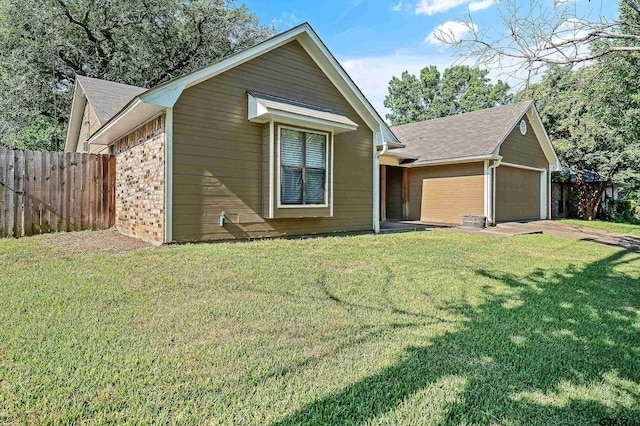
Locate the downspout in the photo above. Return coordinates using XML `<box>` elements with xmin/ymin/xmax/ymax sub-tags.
<box><xmin>373</xmin><ymin>135</ymin><xmax>389</xmax><ymax>234</ymax></box>
<box><xmin>487</xmin><ymin>156</ymin><xmax>502</xmax><ymax>225</ymax></box>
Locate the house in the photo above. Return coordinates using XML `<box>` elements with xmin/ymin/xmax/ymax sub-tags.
<box><xmin>551</xmin><ymin>170</ymin><xmax>629</xmax><ymax>219</ymax></box>
<box><xmin>64</xmin><ymin>23</ymin><xmax>403</xmax><ymax>244</ymax></box>
<box><xmin>379</xmin><ymin>102</ymin><xmax>562</xmax><ymax>225</ymax></box>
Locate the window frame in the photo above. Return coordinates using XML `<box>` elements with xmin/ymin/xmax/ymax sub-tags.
<box><xmin>277</xmin><ymin>125</ymin><xmax>332</xmax><ymax>209</ymax></box>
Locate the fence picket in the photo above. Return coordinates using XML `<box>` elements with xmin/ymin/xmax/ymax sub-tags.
<box><xmin>41</xmin><ymin>152</ymin><xmax>50</xmax><ymax>233</ymax></box>
<box><xmin>33</xmin><ymin>151</ymin><xmax>43</xmax><ymax>234</ymax></box>
<box><xmin>90</xmin><ymin>155</ymin><xmax>97</xmax><ymax>230</ymax></box>
<box><xmin>71</xmin><ymin>153</ymin><xmax>81</xmax><ymax>231</ymax></box>
<box><xmin>63</xmin><ymin>153</ymin><xmax>71</xmax><ymax>232</ymax></box>
<box><xmin>23</xmin><ymin>151</ymin><xmax>33</xmax><ymax>236</ymax></box>
<box><xmin>56</xmin><ymin>152</ymin><xmax>64</xmax><ymax>232</ymax></box>
<box><xmin>48</xmin><ymin>153</ymin><xmax>58</xmax><ymax>233</ymax></box>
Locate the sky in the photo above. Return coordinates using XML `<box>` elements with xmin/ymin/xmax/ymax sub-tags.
<box><xmin>240</xmin><ymin>0</ymin><xmax>619</xmax><ymax>118</ymax></box>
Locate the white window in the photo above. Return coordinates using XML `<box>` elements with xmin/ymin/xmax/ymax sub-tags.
<box><xmin>279</xmin><ymin>127</ymin><xmax>328</xmax><ymax>206</ymax></box>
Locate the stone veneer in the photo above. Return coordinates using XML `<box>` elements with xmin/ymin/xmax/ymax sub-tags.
<box><xmin>111</xmin><ymin>115</ymin><xmax>165</xmax><ymax>244</ymax></box>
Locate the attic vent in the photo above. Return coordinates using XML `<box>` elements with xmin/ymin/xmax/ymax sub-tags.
<box><xmin>519</xmin><ymin>119</ymin><xmax>527</xmax><ymax>135</ymax></box>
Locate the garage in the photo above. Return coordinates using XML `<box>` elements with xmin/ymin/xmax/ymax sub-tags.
<box><xmin>495</xmin><ymin>165</ymin><xmax>542</xmax><ymax>222</ymax></box>
<box><xmin>380</xmin><ymin>101</ymin><xmax>561</xmax><ymax>226</ymax></box>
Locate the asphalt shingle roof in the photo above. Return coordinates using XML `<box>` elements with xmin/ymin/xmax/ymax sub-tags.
<box><xmin>76</xmin><ymin>76</ymin><xmax>147</xmax><ymax>125</ymax></box>
<box><xmin>390</xmin><ymin>101</ymin><xmax>533</xmax><ymax>164</ymax></box>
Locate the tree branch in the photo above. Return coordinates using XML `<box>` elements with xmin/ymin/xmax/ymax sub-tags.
<box><xmin>54</xmin><ymin>0</ymin><xmax>111</xmax><ymax>64</ymax></box>
<box><xmin>148</xmin><ymin>17</ymin><xmax>207</xmax><ymax>85</ymax></box>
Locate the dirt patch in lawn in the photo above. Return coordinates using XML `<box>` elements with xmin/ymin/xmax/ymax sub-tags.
<box><xmin>30</xmin><ymin>229</ymin><xmax>151</xmax><ymax>257</ymax></box>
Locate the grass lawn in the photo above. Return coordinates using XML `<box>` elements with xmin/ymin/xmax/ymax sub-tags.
<box><xmin>1</xmin><ymin>230</ymin><xmax>639</xmax><ymax>424</ymax></box>
<box><xmin>559</xmin><ymin>219</ymin><xmax>640</xmax><ymax>236</ymax></box>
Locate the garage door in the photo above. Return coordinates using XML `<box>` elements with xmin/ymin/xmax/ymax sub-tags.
<box><xmin>495</xmin><ymin>165</ymin><xmax>541</xmax><ymax>222</ymax></box>
<box><xmin>420</xmin><ymin>172</ymin><xmax>484</xmax><ymax>224</ymax></box>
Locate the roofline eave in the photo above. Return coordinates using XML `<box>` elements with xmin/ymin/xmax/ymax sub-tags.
<box><xmin>87</xmin><ymin>23</ymin><xmax>400</xmax><ymax>147</ymax></box>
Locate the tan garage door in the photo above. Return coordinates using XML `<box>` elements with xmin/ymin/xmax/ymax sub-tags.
<box><xmin>495</xmin><ymin>166</ymin><xmax>541</xmax><ymax>222</ymax></box>
<box><xmin>420</xmin><ymin>173</ymin><xmax>484</xmax><ymax>224</ymax></box>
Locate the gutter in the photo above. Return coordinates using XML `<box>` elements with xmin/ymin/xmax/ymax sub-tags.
<box><xmin>373</xmin><ymin>135</ymin><xmax>389</xmax><ymax>234</ymax></box>
<box><xmin>487</xmin><ymin>156</ymin><xmax>502</xmax><ymax>225</ymax></box>
<box><xmin>404</xmin><ymin>154</ymin><xmax>501</xmax><ymax>168</ymax></box>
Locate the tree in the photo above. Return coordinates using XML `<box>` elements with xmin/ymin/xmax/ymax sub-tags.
<box><xmin>435</xmin><ymin>0</ymin><xmax>640</xmax><ymax>80</ymax></box>
<box><xmin>384</xmin><ymin>65</ymin><xmax>511</xmax><ymax>126</ymax></box>
<box><xmin>515</xmin><ymin>64</ymin><xmax>640</xmax><ymax>220</ymax></box>
<box><xmin>0</xmin><ymin>0</ymin><xmax>273</xmax><ymax>151</ymax></box>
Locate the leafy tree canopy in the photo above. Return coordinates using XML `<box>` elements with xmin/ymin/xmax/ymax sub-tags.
<box><xmin>515</xmin><ymin>1</ymin><xmax>640</xmax><ymax>220</ymax></box>
<box><xmin>383</xmin><ymin>65</ymin><xmax>511</xmax><ymax>126</ymax></box>
<box><xmin>0</xmin><ymin>0</ymin><xmax>273</xmax><ymax>151</ymax></box>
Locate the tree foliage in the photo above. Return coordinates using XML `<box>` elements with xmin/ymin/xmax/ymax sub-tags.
<box><xmin>516</xmin><ymin>63</ymin><xmax>640</xmax><ymax>219</ymax></box>
<box><xmin>383</xmin><ymin>65</ymin><xmax>511</xmax><ymax>126</ymax></box>
<box><xmin>0</xmin><ymin>0</ymin><xmax>272</xmax><ymax>151</ymax></box>
<box><xmin>513</xmin><ymin>2</ymin><xmax>640</xmax><ymax>220</ymax></box>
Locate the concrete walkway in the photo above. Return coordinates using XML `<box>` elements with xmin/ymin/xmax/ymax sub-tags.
<box><xmin>468</xmin><ymin>220</ymin><xmax>640</xmax><ymax>252</ymax></box>
<box><xmin>380</xmin><ymin>220</ymin><xmax>452</xmax><ymax>233</ymax></box>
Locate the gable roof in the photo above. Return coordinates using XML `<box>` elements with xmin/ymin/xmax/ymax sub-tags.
<box><xmin>85</xmin><ymin>23</ymin><xmax>402</xmax><ymax>148</ymax></box>
<box><xmin>76</xmin><ymin>76</ymin><xmax>146</xmax><ymax>124</ymax></box>
<box><xmin>248</xmin><ymin>91</ymin><xmax>359</xmax><ymax>130</ymax></box>
<box><xmin>64</xmin><ymin>76</ymin><xmax>146</xmax><ymax>152</ymax></box>
<box><xmin>389</xmin><ymin>101</ymin><xmax>561</xmax><ymax>169</ymax></box>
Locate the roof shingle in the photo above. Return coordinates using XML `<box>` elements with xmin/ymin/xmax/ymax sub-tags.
<box><xmin>76</xmin><ymin>76</ymin><xmax>147</xmax><ymax>125</ymax></box>
<box><xmin>390</xmin><ymin>101</ymin><xmax>532</xmax><ymax>164</ymax></box>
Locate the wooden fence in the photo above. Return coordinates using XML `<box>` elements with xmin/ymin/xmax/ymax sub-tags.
<box><xmin>0</xmin><ymin>149</ymin><xmax>116</xmax><ymax>238</ymax></box>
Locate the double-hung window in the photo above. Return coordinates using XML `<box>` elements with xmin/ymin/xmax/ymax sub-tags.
<box><xmin>280</xmin><ymin>127</ymin><xmax>327</xmax><ymax>206</ymax></box>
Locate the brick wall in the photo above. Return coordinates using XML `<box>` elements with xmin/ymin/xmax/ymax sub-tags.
<box><xmin>111</xmin><ymin>115</ymin><xmax>165</xmax><ymax>244</ymax></box>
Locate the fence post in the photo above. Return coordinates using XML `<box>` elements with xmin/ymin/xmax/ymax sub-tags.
<box><xmin>13</xmin><ymin>150</ymin><xmax>24</xmax><ymax>237</ymax></box>
<box><xmin>0</xmin><ymin>148</ymin><xmax>13</xmax><ymax>238</ymax></box>
<box><xmin>6</xmin><ymin>149</ymin><xmax>15</xmax><ymax>238</ymax></box>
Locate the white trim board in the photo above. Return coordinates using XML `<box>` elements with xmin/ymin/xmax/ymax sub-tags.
<box><xmin>401</xmin><ymin>155</ymin><xmax>500</xmax><ymax>168</ymax></box>
<box><xmin>164</xmin><ymin>108</ymin><xmax>173</xmax><ymax>243</ymax></box>
<box><xmin>499</xmin><ymin>162</ymin><xmax>547</xmax><ymax>172</ymax></box>
<box><xmin>483</xmin><ymin>160</ymin><xmax>490</xmax><ymax>219</ymax></box>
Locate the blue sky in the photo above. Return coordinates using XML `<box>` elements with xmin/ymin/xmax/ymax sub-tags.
<box><xmin>241</xmin><ymin>0</ymin><xmax>619</xmax><ymax>117</ymax></box>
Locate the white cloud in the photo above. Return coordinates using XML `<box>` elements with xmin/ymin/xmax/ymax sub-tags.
<box><xmin>271</xmin><ymin>12</ymin><xmax>300</xmax><ymax>30</ymax></box>
<box><xmin>468</xmin><ymin>0</ymin><xmax>494</xmax><ymax>12</ymax></box>
<box><xmin>415</xmin><ymin>0</ymin><xmax>494</xmax><ymax>15</ymax></box>
<box><xmin>391</xmin><ymin>1</ymin><xmax>412</xmax><ymax>12</ymax></box>
<box><xmin>426</xmin><ymin>21</ymin><xmax>477</xmax><ymax>45</ymax></box>
<box><xmin>415</xmin><ymin>0</ymin><xmax>467</xmax><ymax>15</ymax></box>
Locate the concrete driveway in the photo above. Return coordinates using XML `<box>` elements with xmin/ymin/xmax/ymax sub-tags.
<box><xmin>477</xmin><ymin>220</ymin><xmax>640</xmax><ymax>252</ymax></box>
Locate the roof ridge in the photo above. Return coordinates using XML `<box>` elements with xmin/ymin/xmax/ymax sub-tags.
<box><xmin>390</xmin><ymin>101</ymin><xmax>532</xmax><ymax>129</ymax></box>
<box><xmin>76</xmin><ymin>75</ymin><xmax>147</xmax><ymax>91</ymax></box>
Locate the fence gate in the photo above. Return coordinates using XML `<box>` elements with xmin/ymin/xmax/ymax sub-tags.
<box><xmin>0</xmin><ymin>149</ymin><xmax>115</xmax><ymax>238</ymax></box>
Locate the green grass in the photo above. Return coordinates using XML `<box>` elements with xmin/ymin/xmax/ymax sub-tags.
<box><xmin>559</xmin><ymin>219</ymin><xmax>640</xmax><ymax>236</ymax></box>
<box><xmin>1</xmin><ymin>231</ymin><xmax>639</xmax><ymax>425</ymax></box>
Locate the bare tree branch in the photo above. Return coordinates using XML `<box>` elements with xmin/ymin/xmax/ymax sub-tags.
<box><xmin>437</xmin><ymin>0</ymin><xmax>640</xmax><ymax>84</ymax></box>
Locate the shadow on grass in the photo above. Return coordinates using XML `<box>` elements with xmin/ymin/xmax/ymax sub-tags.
<box><xmin>271</xmin><ymin>250</ymin><xmax>640</xmax><ymax>425</ymax></box>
